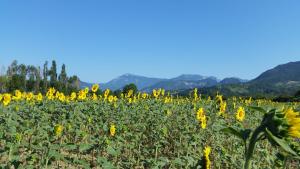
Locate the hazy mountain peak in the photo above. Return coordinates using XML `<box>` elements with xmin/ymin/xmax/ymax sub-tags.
<box><xmin>119</xmin><ymin>73</ymin><xmax>138</xmax><ymax>78</ymax></box>
<box><xmin>174</xmin><ymin>74</ymin><xmax>204</xmax><ymax>79</ymax></box>
<box><xmin>101</xmin><ymin>73</ymin><xmax>165</xmax><ymax>90</ymax></box>
<box><xmin>172</xmin><ymin>74</ymin><xmax>218</xmax><ymax>81</ymax></box>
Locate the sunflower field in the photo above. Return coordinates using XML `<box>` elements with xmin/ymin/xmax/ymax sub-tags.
<box><xmin>0</xmin><ymin>85</ymin><xmax>300</xmax><ymax>168</ymax></box>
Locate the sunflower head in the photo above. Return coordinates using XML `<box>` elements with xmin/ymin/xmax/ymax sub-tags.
<box><xmin>84</xmin><ymin>87</ymin><xmax>89</xmax><ymax>94</ymax></box>
<box><xmin>108</xmin><ymin>95</ymin><xmax>114</xmax><ymax>103</ymax></box>
<box><xmin>91</xmin><ymin>84</ymin><xmax>99</xmax><ymax>93</ymax></box>
<box><xmin>54</xmin><ymin>124</ymin><xmax>64</xmax><ymax>137</ymax></box>
<box><xmin>3</xmin><ymin>93</ymin><xmax>11</xmax><ymax>106</ymax></box>
<box><xmin>200</xmin><ymin>115</ymin><xmax>207</xmax><ymax>129</ymax></box>
<box><xmin>202</xmin><ymin>146</ymin><xmax>211</xmax><ymax>169</ymax></box>
<box><xmin>264</xmin><ymin>108</ymin><xmax>300</xmax><ymax>139</ymax></box>
<box><xmin>13</xmin><ymin>90</ymin><xmax>22</xmax><ymax>100</ymax></box>
<box><xmin>70</xmin><ymin>92</ymin><xmax>77</xmax><ymax>100</ymax></box>
<box><xmin>218</xmin><ymin>101</ymin><xmax>227</xmax><ymax>116</ymax></box>
<box><xmin>236</xmin><ymin>106</ymin><xmax>245</xmax><ymax>122</ymax></box>
<box><xmin>196</xmin><ymin>108</ymin><xmax>204</xmax><ymax>120</ymax></box>
<box><xmin>110</xmin><ymin>124</ymin><xmax>116</xmax><ymax>136</ymax></box>
<box><xmin>36</xmin><ymin>93</ymin><xmax>43</xmax><ymax>101</ymax></box>
<box><xmin>284</xmin><ymin>108</ymin><xmax>300</xmax><ymax>138</ymax></box>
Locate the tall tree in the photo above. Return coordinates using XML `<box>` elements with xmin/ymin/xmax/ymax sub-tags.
<box><xmin>0</xmin><ymin>66</ymin><xmax>7</xmax><ymax>92</ymax></box>
<box><xmin>6</xmin><ymin>60</ymin><xmax>23</xmax><ymax>92</ymax></box>
<box><xmin>18</xmin><ymin>64</ymin><xmax>27</xmax><ymax>90</ymax></box>
<box><xmin>7</xmin><ymin>60</ymin><xmax>18</xmax><ymax>77</ymax></box>
<box><xmin>68</xmin><ymin>75</ymin><xmax>80</xmax><ymax>93</ymax></box>
<box><xmin>0</xmin><ymin>75</ymin><xmax>8</xmax><ymax>92</ymax></box>
<box><xmin>35</xmin><ymin>66</ymin><xmax>41</xmax><ymax>93</ymax></box>
<box><xmin>26</xmin><ymin>65</ymin><xmax>36</xmax><ymax>91</ymax></box>
<box><xmin>58</xmin><ymin>64</ymin><xmax>67</xmax><ymax>91</ymax></box>
<box><xmin>42</xmin><ymin>61</ymin><xmax>48</xmax><ymax>92</ymax></box>
<box><xmin>3</xmin><ymin>60</ymin><xmax>79</xmax><ymax>94</ymax></box>
<box><xmin>49</xmin><ymin>60</ymin><xmax>57</xmax><ymax>87</ymax></box>
<box><xmin>0</xmin><ymin>66</ymin><xmax>5</xmax><ymax>76</ymax></box>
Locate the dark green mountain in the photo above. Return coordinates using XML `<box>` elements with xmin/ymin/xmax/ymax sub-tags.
<box><xmin>252</xmin><ymin>61</ymin><xmax>300</xmax><ymax>84</ymax></box>
<box><xmin>220</xmin><ymin>77</ymin><xmax>248</xmax><ymax>85</ymax></box>
<box><xmin>192</xmin><ymin>61</ymin><xmax>300</xmax><ymax>98</ymax></box>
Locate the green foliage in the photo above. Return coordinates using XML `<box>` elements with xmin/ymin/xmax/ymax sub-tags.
<box><xmin>0</xmin><ymin>94</ymin><xmax>299</xmax><ymax>168</ymax></box>
<box><xmin>58</xmin><ymin>64</ymin><xmax>68</xmax><ymax>92</ymax></box>
<box><xmin>122</xmin><ymin>83</ymin><xmax>138</xmax><ymax>95</ymax></box>
<box><xmin>49</xmin><ymin>60</ymin><xmax>58</xmax><ymax>87</ymax></box>
<box><xmin>7</xmin><ymin>74</ymin><xmax>25</xmax><ymax>91</ymax></box>
<box><xmin>3</xmin><ymin>60</ymin><xmax>79</xmax><ymax>94</ymax></box>
<box><xmin>221</xmin><ymin>107</ymin><xmax>300</xmax><ymax>169</ymax></box>
<box><xmin>296</xmin><ymin>90</ymin><xmax>300</xmax><ymax>96</ymax></box>
<box><xmin>113</xmin><ymin>89</ymin><xmax>122</xmax><ymax>97</ymax></box>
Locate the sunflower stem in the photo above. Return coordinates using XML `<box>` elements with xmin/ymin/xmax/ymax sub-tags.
<box><xmin>244</xmin><ymin>124</ymin><xmax>265</xmax><ymax>169</ymax></box>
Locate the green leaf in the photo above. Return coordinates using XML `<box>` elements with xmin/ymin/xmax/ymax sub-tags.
<box><xmin>265</xmin><ymin>129</ymin><xmax>298</xmax><ymax>156</ymax></box>
<box><xmin>97</xmin><ymin>157</ymin><xmax>115</xmax><ymax>169</ymax></box>
<box><xmin>63</xmin><ymin>143</ymin><xmax>77</xmax><ymax>151</ymax></box>
<box><xmin>102</xmin><ymin>162</ymin><xmax>115</xmax><ymax>169</ymax></box>
<box><xmin>48</xmin><ymin>149</ymin><xmax>64</xmax><ymax>160</ymax></box>
<box><xmin>73</xmin><ymin>158</ymin><xmax>90</xmax><ymax>168</ymax></box>
<box><xmin>173</xmin><ymin>158</ymin><xmax>184</xmax><ymax>166</ymax></box>
<box><xmin>242</xmin><ymin>129</ymin><xmax>252</xmax><ymax>141</ymax></box>
<box><xmin>221</xmin><ymin>127</ymin><xmax>251</xmax><ymax>141</ymax></box>
<box><xmin>248</xmin><ymin>106</ymin><xmax>267</xmax><ymax>114</ymax></box>
<box><xmin>106</xmin><ymin>146</ymin><xmax>120</xmax><ymax>156</ymax></box>
<box><xmin>162</xmin><ymin>126</ymin><xmax>168</xmax><ymax>136</ymax></box>
<box><xmin>79</xmin><ymin>143</ymin><xmax>92</xmax><ymax>153</ymax></box>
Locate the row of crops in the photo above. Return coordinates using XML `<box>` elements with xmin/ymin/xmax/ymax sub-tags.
<box><xmin>0</xmin><ymin>85</ymin><xmax>300</xmax><ymax>168</ymax></box>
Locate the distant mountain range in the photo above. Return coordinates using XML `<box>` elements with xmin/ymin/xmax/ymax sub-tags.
<box><xmin>194</xmin><ymin>61</ymin><xmax>300</xmax><ymax>97</ymax></box>
<box><xmin>80</xmin><ymin>61</ymin><xmax>300</xmax><ymax>97</ymax></box>
<box><xmin>142</xmin><ymin>75</ymin><xmax>221</xmax><ymax>92</ymax></box>
<box><xmin>80</xmin><ymin>74</ymin><xmax>247</xmax><ymax>91</ymax></box>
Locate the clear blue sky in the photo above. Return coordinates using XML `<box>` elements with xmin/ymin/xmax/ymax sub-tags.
<box><xmin>1</xmin><ymin>0</ymin><xmax>300</xmax><ymax>83</ymax></box>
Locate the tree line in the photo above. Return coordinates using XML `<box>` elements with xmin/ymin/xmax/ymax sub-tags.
<box><xmin>0</xmin><ymin>60</ymin><xmax>80</xmax><ymax>94</ymax></box>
